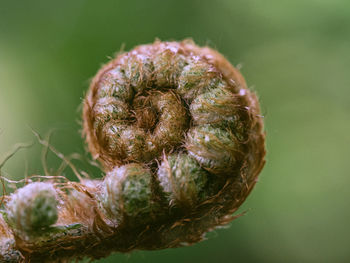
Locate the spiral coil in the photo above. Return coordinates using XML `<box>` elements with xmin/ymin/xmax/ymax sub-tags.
<box><xmin>0</xmin><ymin>40</ymin><xmax>265</xmax><ymax>262</ymax></box>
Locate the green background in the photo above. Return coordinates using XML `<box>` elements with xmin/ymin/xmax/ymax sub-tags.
<box><xmin>1</xmin><ymin>0</ymin><xmax>349</xmax><ymax>262</ymax></box>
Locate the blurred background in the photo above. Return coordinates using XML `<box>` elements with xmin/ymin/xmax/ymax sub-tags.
<box><xmin>0</xmin><ymin>0</ymin><xmax>349</xmax><ymax>262</ymax></box>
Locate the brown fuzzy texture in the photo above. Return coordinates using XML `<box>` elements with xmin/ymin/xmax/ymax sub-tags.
<box><xmin>0</xmin><ymin>39</ymin><xmax>265</xmax><ymax>262</ymax></box>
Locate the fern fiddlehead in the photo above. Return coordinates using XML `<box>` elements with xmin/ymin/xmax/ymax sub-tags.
<box><xmin>0</xmin><ymin>40</ymin><xmax>265</xmax><ymax>262</ymax></box>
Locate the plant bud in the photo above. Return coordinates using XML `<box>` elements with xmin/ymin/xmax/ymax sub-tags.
<box><xmin>6</xmin><ymin>182</ymin><xmax>58</xmax><ymax>233</ymax></box>
<box><xmin>157</xmin><ymin>153</ymin><xmax>209</xmax><ymax>208</ymax></box>
<box><xmin>101</xmin><ymin>163</ymin><xmax>154</xmax><ymax>222</ymax></box>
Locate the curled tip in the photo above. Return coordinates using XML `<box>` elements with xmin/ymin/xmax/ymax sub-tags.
<box><xmin>81</xmin><ymin>40</ymin><xmax>266</xmax><ymax>250</ymax></box>
<box><xmin>6</xmin><ymin>182</ymin><xmax>58</xmax><ymax>233</ymax></box>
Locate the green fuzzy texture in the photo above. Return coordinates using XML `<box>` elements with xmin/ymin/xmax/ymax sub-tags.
<box><xmin>120</xmin><ymin>55</ymin><xmax>154</xmax><ymax>93</ymax></box>
<box><xmin>186</xmin><ymin>125</ymin><xmax>238</xmax><ymax>175</ymax></box>
<box><xmin>30</xmin><ymin>195</ymin><xmax>58</xmax><ymax>229</ymax></box>
<box><xmin>102</xmin><ymin>163</ymin><xmax>154</xmax><ymax>221</ymax></box>
<box><xmin>190</xmin><ymin>84</ymin><xmax>237</xmax><ymax>128</ymax></box>
<box><xmin>93</xmin><ymin>97</ymin><xmax>129</xmax><ymax>127</ymax></box>
<box><xmin>153</xmin><ymin>50</ymin><xmax>187</xmax><ymax>86</ymax></box>
<box><xmin>158</xmin><ymin>153</ymin><xmax>209</xmax><ymax>208</ymax></box>
<box><xmin>97</xmin><ymin>68</ymin><xmax>134</xmax><ymax>102</ymax></box>
<box><xmin>6</xmin><ymin>182</ymin><xmax>58</xmax><ymax>233</ymax></box>
<box><xmin>177</xmin><ymin>60</ymin><xmax>213</xmax><ymax>101</ymax></box>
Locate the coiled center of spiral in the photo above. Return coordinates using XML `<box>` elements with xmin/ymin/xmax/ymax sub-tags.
<box><xmin>93</xmin><ymin>71</ymin><xmax>190</xmax><ymax>164</ymax></box>
<box><xmin>133</xmin><ymin>91</ymin><xmax>188</xmax><ymax>134</ymax></box>
<box><xmin>86</xmin><ymin>42</ymin><xmax>246</xmax><ymax>175</ymax></box>
<box><xmin>134</xmin><ymin>97</ymin><xmax>158</xmax><ymax>132</ymax></box>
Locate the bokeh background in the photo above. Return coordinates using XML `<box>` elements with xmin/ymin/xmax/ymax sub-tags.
<box><xmin>1</xmin><ymin>0</ymin><xmax>349</xmax><ymax>262</ymax></box>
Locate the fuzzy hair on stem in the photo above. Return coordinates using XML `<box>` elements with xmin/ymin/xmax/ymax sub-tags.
<box><xmin>0</xmin><ymin>39</ymin><xmax>265</xmax><ymax>262</ymax></box>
